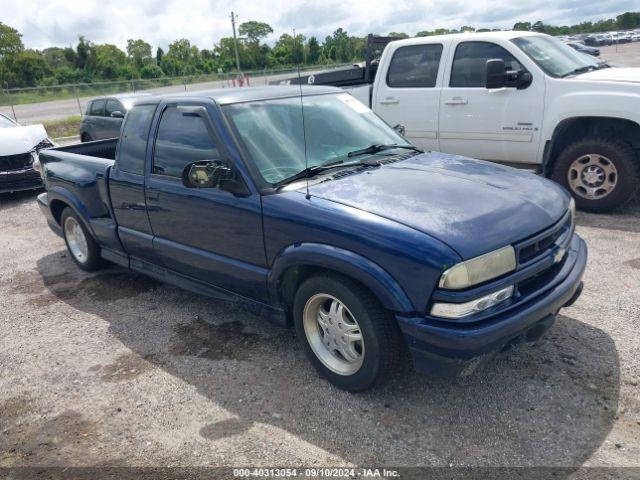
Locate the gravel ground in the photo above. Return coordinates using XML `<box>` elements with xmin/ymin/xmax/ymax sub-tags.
<box><xmin>0</xmin><ymin>190</ymin><xmax>638</xmax><ymax>473</ymax></box>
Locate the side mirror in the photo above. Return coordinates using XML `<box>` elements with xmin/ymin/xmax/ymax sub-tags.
<box><xmin>485</xmin><ymin>59</ymin><xmax>507</xmax><ymax>89</ymax></box>
<box><xmin>182</xmin><ymin>160</ymin><xmax>233</xmax><ymax>189</ymax></box>
<box><xmin>110</xmin><ymin>110</ymin><xmax>125</xmax><ymax>118</ymax></box>
<box><xmin>393</xmin><ymin>124</ymin><xmax>406</xmax><ymax>136</ymax></box>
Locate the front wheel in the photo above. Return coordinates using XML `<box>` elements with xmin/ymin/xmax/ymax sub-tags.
<box><xmin>61</xmin><ymin>207</ymin><xmax>102</xmax><ymax>272</ymax></box>
<box><xmin>552</xmin><ymin>138</ymin><xmax>639</xmax><ymax>213</ymax></box>
<box><xmin>293</xmin><ymin>274</ymin><xmax>403</xmax><ymax>392</ymax></box>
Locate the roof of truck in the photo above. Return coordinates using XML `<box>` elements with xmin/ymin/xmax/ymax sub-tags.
<box><xmin>138</xmin><ymin>85</ymin><xmax>343</xmax><ymax>106</ymax></box>
<box><xmin>389</xmin><ymin>30</ymin><xmax>542</xmax><ymax>46</ymax></box>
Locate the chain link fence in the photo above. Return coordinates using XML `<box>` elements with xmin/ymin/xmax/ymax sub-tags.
<box><xmin>0</xmin><ymin>64</ymin><xmax>352</xmax><ymax>125</ymax></box>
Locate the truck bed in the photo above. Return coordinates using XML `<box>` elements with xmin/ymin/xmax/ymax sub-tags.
<box><xmin>38</xmin><ymin>138</ymin><xmax>118</xmax><ymax>244</ymax></box>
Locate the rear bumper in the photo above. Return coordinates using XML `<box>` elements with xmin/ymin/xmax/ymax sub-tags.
<box><xmin>37</xmin><ymin>192</ymin><xmax>63</xmax><ymax>237</ymax></box>
<box><xmin>0</xmin><ymin>167</ymin><xmax>42</xmax><ymax>193</ymax></box>
<box><xmin>397</xmin><ymin>234</ymin><xmax>587</xmax><ymax>377</ymax></box>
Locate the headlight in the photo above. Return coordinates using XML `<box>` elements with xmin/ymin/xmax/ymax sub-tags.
<box><xmin>431</xmin><ymin>285</ymin><xmax>514</xmax><ymax>319</ymax></box>
<box><xmin>439</xmin><ymin>245</ymin><xmax>516</xmax><ymax>290</ymax></box>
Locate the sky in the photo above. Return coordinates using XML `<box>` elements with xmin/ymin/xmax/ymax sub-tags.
<box><xmin>1</xmin><ymin>0</ymin><xmax>639</xmax><ymax>51</ymax></box>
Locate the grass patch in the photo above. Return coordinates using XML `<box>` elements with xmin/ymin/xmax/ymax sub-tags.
<box><xmin>43</xmin><ymin>115</ymin><xmax>81</xmax><ymax>139</ymax></box>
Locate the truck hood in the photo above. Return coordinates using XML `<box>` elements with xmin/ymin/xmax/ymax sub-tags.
<box><xmin>575</xmin><ymin>67</ymin><xmax>640</xmax><ymax>83</ymax></box>
<box><xmin>0</xmin><ymin>124</ymin><xmax>49</xmax><ymax>156</ymax></box>
<box><xmin>307</xmin><ymin>153</ymin><xmax>569</xmax><ymax>259</ymax></box>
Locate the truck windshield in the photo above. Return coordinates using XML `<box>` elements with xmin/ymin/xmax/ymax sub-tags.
<box><xmin>512</xmin><ymin>35</ymin><xmax>600</xmax><ymax>78</ymax></box>
<box><xmin>223</xmin><ymin>93</ymin><xmax>409</xmax><ymax>185</ymax></box>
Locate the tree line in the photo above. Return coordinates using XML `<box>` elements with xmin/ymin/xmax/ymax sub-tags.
<box><xmin>1</xmin><ymin>11</ymin><xmax>639</xmax><ymax>89</ymax></box>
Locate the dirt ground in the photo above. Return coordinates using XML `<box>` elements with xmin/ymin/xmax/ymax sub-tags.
<box><xmin>0</xmin><ymin>190</ymin><xmax>638</xmax><ymax>476</ymax></box>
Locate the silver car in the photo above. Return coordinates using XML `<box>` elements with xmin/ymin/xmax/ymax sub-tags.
<box><xmin>79</xmin><ymin>94</ymin><xmax>150</xmax><ymax>142</ymax></box>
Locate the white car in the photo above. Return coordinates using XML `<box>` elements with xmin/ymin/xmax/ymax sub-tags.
<box><xmin>0</xmin><ymin>113</ymin><xmax>54</xmax><ymax>193</ymax></box>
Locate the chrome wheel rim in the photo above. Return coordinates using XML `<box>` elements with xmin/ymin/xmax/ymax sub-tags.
<box><xmin>303</xmin><ymin>294</ymin><xmax>364</xmax><ymax>376</ymax></box>
<box><xmin>568</xmin><ymin>154</ymin><xmax>618</xmax><ymax>200</ymax></box>
<box><xmin>64</xmin><ymin>216</ymin><xmax>88</xmax><ymax>263</ymax></box>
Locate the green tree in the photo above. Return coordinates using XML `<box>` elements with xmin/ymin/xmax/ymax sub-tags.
<box><xmin>126</xmin><ymin>39</ymin><xmax>152</xmax><ymax>69</ymax></box>
<box><xmin>0</xmin><ymin>22</ymin><xmax>24</xmax><ymax>59</ymax></box>
<box><xmin>513</xmin><ymin>21</ymin><xmax>532</xmax><ymax>31</ymax></box>
<box><xmin>94</xmin><ymin>44</ymin><xmax>127</xmax><ymax>79</ymax></box>
<box><xmin>306</xmin><ymin>36</ymin><xmax>321</xmax><ymax>64</ymax></box>
<box><xmin>238</xmin><ymin>21</ymin><xmax>273</xmax><ymax>43</ymax></box>
<box><xmin>10</xmin><ymin>50</ymin><xmax>50</xmax><ymax>86</ymax></box>
<box><xmin>388</xmin><ymin>32</ymin><xmax>409</xmax><ymax>39</ymax></box>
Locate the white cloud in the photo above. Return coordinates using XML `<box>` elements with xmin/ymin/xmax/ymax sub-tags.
<box><xmin>0</xmin><ymin>0</ymin><xmax>637</xmax><ymax>51</ymax></box>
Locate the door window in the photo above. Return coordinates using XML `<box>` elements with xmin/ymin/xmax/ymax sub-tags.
<box><xmin>450</xmin><ymin>42</ymin><xmax>523</xmax><ymax>88</ymax></box>
<box><xmin>153</xmin><ymin>107</ymin><xmax>220</xmax><ymax>178</ymax></box>
<box><xmin>90</xmin><ymin>99</ymin><xmax>105</xmax><ymax>116</ymax></box>
<box><xmin>386</xmin><ymin>44</ymin><xmax>443</xmax><ymax>88</ymax></box>
<box><xmin>105</xmin><ymin>99</ymin><xmax>123</xmax><ymax>116</ymax></box>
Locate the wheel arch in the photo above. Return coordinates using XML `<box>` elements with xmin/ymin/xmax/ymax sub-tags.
<box><xmin>543</xmin><ymin>116</ymin><xmax>640</xmax><ymax>176</ymax></box>
<box><xmin>268</xmin><ymin>243</ymin><xmax>414</xmax><ymax>326</ymax></box>
<box><xmin>47</xmin><ymin>188</ymin><xmax>98</xmax><ymax>240</ymax></box>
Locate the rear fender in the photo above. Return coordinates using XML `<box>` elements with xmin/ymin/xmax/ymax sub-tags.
<box><xmin>47</xmin><ymin>186</ymin><xmax>97</xmax><ymax>239</ymax></box>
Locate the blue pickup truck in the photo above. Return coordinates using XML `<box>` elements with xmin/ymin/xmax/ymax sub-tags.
<box><xmin>35</xmin><ymin>86</ymin><xmax>587</xmax><ymax>391</ymax></box>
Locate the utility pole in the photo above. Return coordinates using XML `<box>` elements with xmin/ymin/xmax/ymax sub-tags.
<box><xmin>230</xmin><ymin>11</ymin><xmax>242</xmax><ymax>74</ymax></box>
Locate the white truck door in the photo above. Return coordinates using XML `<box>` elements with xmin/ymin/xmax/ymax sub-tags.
<box><xmin>372</xmin><ymin>42</ymin><xmax>445</xmax><ymax>151</ymax></box>
<box><xmin>438</xmin><ymin>40</ymin><xmax>545</xmax><ymax>164</ymax></box>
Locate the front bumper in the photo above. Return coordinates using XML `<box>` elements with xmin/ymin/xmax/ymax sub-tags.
<box><xmin>0</xmin><ymin>166</ymin><xmax>42</xmax><ymax>194</ymax></box>
<box><xmin>397</xmin><ymin>234</ymin><xmax>587</xmax><ymax>377</ymax></box>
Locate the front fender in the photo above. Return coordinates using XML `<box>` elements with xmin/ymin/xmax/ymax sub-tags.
<box><xmin>268</xmin><ymin>243</ymin><xmax>414</xmax><ymax>313</ymax></box>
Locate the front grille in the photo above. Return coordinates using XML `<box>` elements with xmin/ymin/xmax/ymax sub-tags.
<box><xmin>0</xmin><ymin>152</ymin><xmax>33</xmax><ymax>171</ymax></box>
<box><xmin>516</xmin><ymin>212</ymin><xmax>572</xmax><ymax>266</ymax></box>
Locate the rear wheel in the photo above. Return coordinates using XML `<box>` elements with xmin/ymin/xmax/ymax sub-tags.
<box><xmin>552</xmin><ymin>138</ymin><xmax>639</xmax><ymax>213</ymax></box>
<box><xmin>293</xmin><ymin>274</ymin><xmax>403</xmax><ymax>391</ymax></box>
<box><xmin>61</xmin><ymin>207</ymin><xmax>102</xmax><ymax>272</ymax></box>
<box><xmin>80</xmin><ymin>133</ymin><xmax>91</xmax><ymax>142</ymax></box>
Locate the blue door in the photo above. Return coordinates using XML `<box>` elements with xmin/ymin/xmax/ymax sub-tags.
<box><xmin>145</xmin><ymin>102</ymin><xmax>268</xmax><ymax>302</ymax></box>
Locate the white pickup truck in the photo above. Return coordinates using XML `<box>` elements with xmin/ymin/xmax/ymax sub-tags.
<box><xmin>277</xmin><ymin>31</ymin><xmax>640</xmax><ymax>212</ymax></box>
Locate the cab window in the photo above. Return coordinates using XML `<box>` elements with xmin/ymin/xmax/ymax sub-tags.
<box><xmin>117</xmin><ymin>105</ymin><xmax>156</xmax><ymax>175</ymax></box>
<box><xmin>387</xmin><ymin>44</ymin><xmax>443</xmax><ymax>88</ymax></box>
<box><xmin>105</xmin><ymin>99</ymin><xmax>123</xmax><ymax>116</ymax></box>
<box><xmin>450</xmin><ymin>42</ymin><xmax>523</xmax><ymax>88</ymax></box>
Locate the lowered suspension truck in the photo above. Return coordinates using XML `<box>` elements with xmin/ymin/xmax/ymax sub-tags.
<box><xmin>35</xmin><ymin>86</ymin><xmax>587</xmax><ymax>391</ymax></box>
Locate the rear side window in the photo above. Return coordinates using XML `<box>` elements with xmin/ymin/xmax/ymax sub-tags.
<box><xmin>117</xmin><ymin>105</ymin><xmax>156</xmax><ymax>174</ymax></box>
<box><xmin>90</xmin><ymin>99</ymin><xmax>105</xmax><ymax>116</ymax></box>
<box><xmin>450</xmin><ymin>42</ymin><xmax>523</xmax><ymax>88</ymax></box>
<box><xmin>105</xmin><ymin>99</ymin><xmax>123</xmax><ymax>116</ymax></box>
<box><xmin>153</xmin><ymin>107</ymin><xmax>220</xmax><ymax>178</ymax></box>
<box><xmin>386</xmin><ymin>44</ymin><xmax>443</xmax><ymax>88</ymax></box>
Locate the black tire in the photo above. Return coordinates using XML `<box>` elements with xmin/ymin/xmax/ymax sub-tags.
<box><xmin>80</xmin><ymin>133</ymin><xmax>91</xmax><ymax>143</ymax></box>
<box><xmin>293</xmin><ymin>274</ymin><xmax>404</xmax><ymax>392</ymax></box>
<box><xmin>552</xmin><ymin>137</ymin><xmax>639</xmax><ymax>213</ymax></box>
<box><xmin>61</xmin><ymin>207</ymin><xmax>102</xmax><ymax>272</ymax></box>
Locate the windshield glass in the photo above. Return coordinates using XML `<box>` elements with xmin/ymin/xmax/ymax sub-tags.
<box><xmin>0</xmin><ymin>115</ymin><xmax>17</xmax><ymax>128</ymax></box>
<box><xmin>223</xmin><ymin>93</ymin><xmax>409</xmax><ymax>185</ymax></box>
<box><xmin>512</xmin><ymin>35</ymin><xmax>599</xmax><ymax>78</ymax></box>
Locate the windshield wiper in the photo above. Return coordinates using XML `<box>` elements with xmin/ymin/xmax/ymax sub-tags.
<box><xmin>347</xmin><ymin>143</ymin><xmax>423</xmax><ymax>158</ymax></box>
<box><xmin>272</xmin><ymin>159</ymin><xmax>346</xmax><ymax>188</ymax></box>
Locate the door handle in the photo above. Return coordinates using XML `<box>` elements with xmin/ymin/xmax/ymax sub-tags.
<box><xmin>380</xmin><ymin>98</ymin><xmax>400</xmax><ymax>105</ymax></box>
<box><xmin>445</xmin><ymin>97</ymin><xmax>468</xmax><ymax>105</ymax></box>
<box><xmin>147</xmin><ymin>192</ymin><xmax>159</xmax><ymax>201</ymax></box>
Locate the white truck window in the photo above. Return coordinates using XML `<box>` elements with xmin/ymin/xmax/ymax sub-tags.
<box><xmin>386</xmin><ymin>44</ymin><xmax>443</xmax><ymax>88</ymax></box>
<box><xmin>450</xmin><ymin>42</ymin><xmax>522</xmax><ymax>88</ymax></box>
